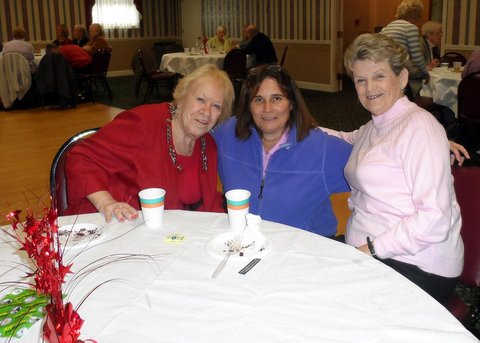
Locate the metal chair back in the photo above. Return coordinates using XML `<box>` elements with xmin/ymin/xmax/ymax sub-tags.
<box><xmin>440</xmin><ymin>52</ymin><xmax>467</xmax><ymax>67</ymax></box>
<box><xmin>50</xmin><ymin>128</ymin><xmax>99</xmax><ymax>215</ymax></box>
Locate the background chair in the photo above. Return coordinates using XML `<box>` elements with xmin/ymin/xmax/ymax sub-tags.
<box><xmin>279</xmin><ymin>46</ymin><xmax>288</xmax><ymax>68</ymax></box>
<box><xmin>447</xmin><ymin>166</ymin><xmax>480</xmax><ymax>338</ymax></box>
<box><xmin>153</xmin><ymin>43</ymin><xmax>184</xmax><ymax>66</ymax></box>
<box><xmin>50</xmin><ymin>128</ymin><xmax>99</xmax><ymax>216</ymax></box>
<box><xmin>440</xmin><ymin>52</ymin><xmax>467</xmax><ymax>67</ymax></box>
<box><xmin>411</xmin><ymin>92</ymin><xmax>459</xmax><ymax>140</ymax></box>
<box><xmin>133</xmin><ymin>47</ymin><xmax>179</xmax><ymax>104</ymax></box>
<box><xmin>164</xmin><ymin>43</ymin><xmax>184</xmax><ymax>54</ymax></box>
<box><xmin>35</xmin><ymin>52</ymin><xmax>77</xmax><ymax>108</ymax></box>
<box><xmin>76</xmin><ymin>48</ymin><xmax>113</xmax><ymax>103</ymax></box>
<box><xmin>0</xmin><ymin>52</ymin><xmax>32</xmax><ymax>109</ymax></box>
<box><xmin>457</xmin><ymin>71</ymin><xmax>480</xmax><ymax>155</ymax></box>
<box><xmin>223</xmin><ymin>49</ymin><xmax>247</xmax><ymax>97</ymax></box>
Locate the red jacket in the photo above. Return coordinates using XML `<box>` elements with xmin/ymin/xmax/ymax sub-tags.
<box><xmin>65</xmin><ymin>103</ymin><xmax>224</xmax><ymax>215</ymax></box>
<box><xmin>59</xmin><ymin>45</ymin><xmax>92</xmax><ymax>68</ymax></box>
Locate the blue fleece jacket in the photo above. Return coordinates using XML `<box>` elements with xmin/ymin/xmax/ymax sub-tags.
<box><xmin>213</xmin><ymin>117</ymin><xmax>352</xmax><ymax>236</ymax></box>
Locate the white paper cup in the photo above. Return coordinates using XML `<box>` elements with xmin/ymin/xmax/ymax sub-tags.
<box><xmin>184</xmin><ymin>47</ymin><xmax>189</xmax><ymax>54</ymax></box>
<box><xmin>225</xmin><ymin>189</ymin><xmax>251</xmax><ymax>231</ymax></box>
<box><xmin>138</xmin><ymin>188</ymin><xmax>166</xmax><ymax>229</ymax></box>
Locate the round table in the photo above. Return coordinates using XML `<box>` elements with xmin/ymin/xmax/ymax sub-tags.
<box><xmin>33</xmin><ymin>53</ymin><xmax>45</xmax><ymax>66</ymax></box>
<box><xmin>0</xmin><ymin>210</ymin><xmax>476</xmax><ymax>342</ymax></box>
<box><xmin>421</xmin><ymin>67</ymin><xmax>462</xmax><ymax>117</ymax></box>
<box><xmin>159</xmin><ymin>52</ymin><xmax>225</xmax><ymax>75</ymax></box>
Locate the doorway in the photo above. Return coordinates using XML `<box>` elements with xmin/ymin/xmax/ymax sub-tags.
<box><xmin>342</xmin><ymin>0</ymin><xmax>431</xmax><ymax>53</ymax></box>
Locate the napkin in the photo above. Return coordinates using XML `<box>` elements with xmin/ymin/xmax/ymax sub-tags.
<box><xmin>241</xmin><ymin>214</ymin><xmax>267</xmax><ymax>250</ymax></box>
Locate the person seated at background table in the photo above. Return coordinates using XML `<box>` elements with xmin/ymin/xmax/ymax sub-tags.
<box><xmin>207</xmin><ymin>25</ymin><xmax>232</xmax><ymax>52</ymax></box>
<box><xmin>213</xmin><ymin>64</ymin><xmax>352</xmax><ymax>237</ymax></box>
<box><xmin>381</xmin><ymin>0</ymin><xmax>428</xmax><ymax>98</ymax></box>
<box><xmin>421</xmin><ymin>21</ymin><xmax>442</xmax><ymax>70</ymax></box>
<box><xmin>241</xmin><ymin>24</ymin><xmax>277</xmax><ymax>67</ymax></box>
<box><xmin>46</xmin><ymin>43</ymin><xmax>92</xmax><ymax>73</ymax></box>
<box><xmin>52</xmin><ymin>24</ymin><xmax>73</xmax><ymax>47</ymax></box>
<box><xmin>321</xmin><ymin>33</ymin><xmax>463</xmax><ymax>305</ymax></box>
<box><xmin>2</xmin><ymin>26</ymin><xmax>37</xmax><ymax>73</ymax></box>
<box><xmin>461</xmin><ymin>49</ymin><xmax>480</xmax><ymax>79</ymax></box>
<box><xmin>65</xmin><ymin>64</ymin><xmax>234</xmax><ymax>222</ymax></box>
<box><xmin>83</xmin><ymin>23</ymin><xmax>108</xmax><ymax>55</ymax></box>
<box><xmin>72</xmin><ymin>24</ymin><xmax>89</xmax><ymax>47</ymax></box>
<box><xmin>418</xmin><ymin>20</ymin><xmax>457</xmax><ymax>139</ymax></box>
<box><xmin>239</xmin><ymin>24</ymin><xmax>250</xmax><ymax>49</ymax></box>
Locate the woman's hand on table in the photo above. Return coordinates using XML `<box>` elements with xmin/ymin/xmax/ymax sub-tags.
<box><xmin>101</xmin><ymin>201</ymin><xmax>138</xmax><ymax>223</ymax></box>
<box><xmin>449</xmin><ymin>140</ymin><xmax>470</xmax><ymax>166</ymax></box>
<box><xmin>87</xmin><ymin>190</ymin><xmax>138</xmax><ymax>223</ymax></box>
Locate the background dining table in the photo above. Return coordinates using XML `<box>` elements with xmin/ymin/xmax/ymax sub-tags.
<box><xmin>421</xmin><ymin>66</ymin><xmax>463</xmax><ymax>117</ymax></box>
<box><xmin>159</xmin><ymin>51</ymin><xmax>225</xmax><ymax>75</ymax></box>
<box><xmin>0</xmin><ymin>210</ymin><xmax>477</xmax><ymax>343</ymax></box>
<box><xmin>33</xmin><ymin>52</ymin><xmax>45</xmax><ymax>66</ymax></box>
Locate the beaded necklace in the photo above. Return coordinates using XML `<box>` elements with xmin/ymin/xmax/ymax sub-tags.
<box><xmin>166</xmin><ymin>104</ymin><xmax>207</xmax><ymax>172</ymax></box>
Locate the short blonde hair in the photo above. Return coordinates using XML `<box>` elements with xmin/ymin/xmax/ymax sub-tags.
<box><xmin>395</xmin><ymin>0</ymin><xmax>423</xmax><ymax>20</ymax></box>
<box><xmin>89</xmin><ymin>23</ymin><xmax>103</xmax><ymax>36</ymax></box>
<box><xmin>173</xmin><ymin>64</ymin><xmax>234</xmax><ymax>123</ymax></box>
<box><xmin>12</xmin><ymin>27</ymin><xmax>26</xmax><ymax>39</ymax></box>
<box><xmin>74</xmin><ymin>24</ymin><xmax>87</xmax><ymax>35</ymax></box>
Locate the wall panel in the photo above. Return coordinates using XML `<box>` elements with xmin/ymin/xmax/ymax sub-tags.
<box><xmin>202</xmin><ymin>0</ymin><xmax>332</xmax><ymax>43</ymax></box>
<box><xmin>444</xmin><ymin>0</ymin><xmax>480</xmax><ymax>48</ymax></box>
<box><xmin>0</xmin><ymin>0</ymin><xmax>181</xmax><ymax>43</ymax></box>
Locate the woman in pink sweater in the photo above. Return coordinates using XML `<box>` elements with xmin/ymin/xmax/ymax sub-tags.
<box><xmin>323</xmin><ymin>33</ymin><xmax>463</xmax><ymax>305</ymax></box>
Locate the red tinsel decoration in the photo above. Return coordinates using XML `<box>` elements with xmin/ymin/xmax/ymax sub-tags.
<box><xmin>6</xmin><ymin>208</ymin><xmax>85</xmax><ymax>343</ymax></box>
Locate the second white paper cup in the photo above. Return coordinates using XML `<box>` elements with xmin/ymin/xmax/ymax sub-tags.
<box><xmin>138</xmin><ymin>188</ymin><xmax>166</xmax><ymax>229</ymax></box>
<box><xmin>225</xmin><ymin>189</ymin><xmax>251</xmax><ymax>231</ymax></box>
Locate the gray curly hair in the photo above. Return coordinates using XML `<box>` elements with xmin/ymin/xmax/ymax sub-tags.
<box><xmin>395</xmin><ymin>0</ymin><xmax>423</xmax><ymax>20</ymax></box>
<box><xmin>344</xmin><ymin>33</ymin><xmax>411</xmax><ymax>77</ymax></box>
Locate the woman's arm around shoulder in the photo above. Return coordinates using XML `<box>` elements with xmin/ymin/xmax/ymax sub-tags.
<box><xmin>317</xmin><ymin>126</ymin><xmax>359</xmax><ymax>145</ymax></box>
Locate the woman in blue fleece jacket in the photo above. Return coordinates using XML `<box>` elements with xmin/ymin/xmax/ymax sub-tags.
<box><xmin>213</xmin><ymin>65</ymin><xmax>352</xmax><ymax>237</ymax></box>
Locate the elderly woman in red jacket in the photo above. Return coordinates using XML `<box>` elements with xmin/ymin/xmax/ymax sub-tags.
<box><xmin>66</xmin><ymin>64</ymin><xmax>234</xmax><ymax>222</ymax></box>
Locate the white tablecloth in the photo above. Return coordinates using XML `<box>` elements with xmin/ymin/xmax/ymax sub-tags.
<box><xmin>0</xmin><ymin>210</ymin><xmax>477</xmax><ymax>343</ymax></box>
<box><xmin>33</xmin><ymin>53</ymin><xmax>45</xmax><ymax>66</ymax></box>
<box><xmin>159</xmin><ymin>52</ymin><xmax>225</xmax><ymax>75</ymax></box>
<box><xmin>421</xmin><ymin>67</ymin><xmax>462</xmax><ymax>117</ymax></box>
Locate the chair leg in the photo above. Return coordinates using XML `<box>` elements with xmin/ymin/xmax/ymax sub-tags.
<box><xmin>155</xmin><ymin>82</ymin><xmax>161</xmax><ymax>99</ymax></box>
<box><xmin>469</xmin><ymin>300</ymin><xmax>480</xmax><ymax>328</ymax></box>
<box><xmin>143</xmin><ymin>83</ymin><xmax>154</xmax><ymax>104</ymax></box>
<box><xmin>135</xmin><ymin>78</ymin><xmax>142</xmax><ymax>98</ymax></box>
<box><xmin>102</xmin><ymin>77</ymin><xmax>113</xmax><ymax>101</ymax></box>
<box><xmin>88</xmin><ymin>79</ymin><xmax>95</xmax><ymax>104</ymax></box>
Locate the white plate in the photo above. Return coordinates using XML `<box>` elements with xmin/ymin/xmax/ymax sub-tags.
<box><xmin>58</xmin><ymin>223</ymin><xmax>105</xmax><ymax>249</ymax></box>
<box><xmin>205</xmin><ymin>231</ymin><xmax>272</xmax><ymax>260</ymax></box>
